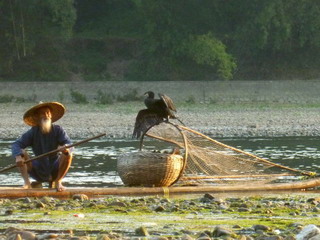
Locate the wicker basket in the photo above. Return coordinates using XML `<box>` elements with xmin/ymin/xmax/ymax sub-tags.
<box><xmin>117</xmin><ymin>151</ymin><xmax>184</xmax><ymax>187</ymax></box>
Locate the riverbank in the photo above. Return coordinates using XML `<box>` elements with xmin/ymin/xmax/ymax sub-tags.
<box><xmin>1</xmin><ymin>80</ymin><xmax>320</xmax><ymax>139</ymax></box>
<box><xmin>1</xmin><ymin>193</ymin><xmax>320</xmax><ymax>239</ymax></box>
<box><xmin>1</xmin><ymin>102</ymin><xmax>320</xmax><ymax>139</ymax></box>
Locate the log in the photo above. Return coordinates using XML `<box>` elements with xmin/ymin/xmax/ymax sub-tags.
<box><xmin>0</xmin><ymin>177</ymin><xmax>319</xmax><ymax>198</ymax></box>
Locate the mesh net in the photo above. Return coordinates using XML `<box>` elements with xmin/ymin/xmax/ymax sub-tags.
<box><xmin>141</xmin><ymin>122</ymin><xmax>314</xmax><ymax>186</ymax></box>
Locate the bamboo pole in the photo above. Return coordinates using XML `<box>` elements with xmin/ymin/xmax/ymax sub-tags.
<box><xmin>0</xmin><ymin>133</ymin><xmax>106</xmax><ymax>173</ymax></box>
<box><xmin>0</xmin><ymin>177</ymin><xmax>319</xmax><ymax>198</ymax></box>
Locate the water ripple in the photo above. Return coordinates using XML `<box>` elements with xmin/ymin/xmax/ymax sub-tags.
<box><xmin>1</xmin><ymin>137</ymin><xmax>320</xmax><ymax>187</ymax></box>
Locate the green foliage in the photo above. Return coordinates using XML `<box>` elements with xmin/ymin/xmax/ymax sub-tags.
<box><xmin>116</xmin><ymin>89</ymin><xmax>141</xmax><ymax>102</ymax></box>
<box><xmin>1</xmin><ymin>0</ymin><xmax>320</xmax><ymax>81</ymax></box>
<box><xmin>96</xmin><ymin>88</ymin><xmax>142</xmax><ymax>104</ymax></box>
<box><xmin>0</xmin><ymin>95</ymin><xmax>15</xmax><ymax>103</ymax></box>
<box><xmin>70</xmin><ymin>89</ymin><xmax>88</xmax><ymax>104</ymax></box>
<box><xmin>96</xmin><ymin>90</ymin><xmax>114</xmax><ymax>105</ymax></box>
<box><xmin>182</xmin><ymin>34</ymin><xmax>236</xmax><ymax>80</ymax></box>
<box><xmin>0</xmin><ymin>94</ymin><xmax>36</xmax><ymax>103</ymax></box>
<box><xmin>0</xmin><ymin>0</ymin><xmax>76</xmax><ymax>80</ymax></box>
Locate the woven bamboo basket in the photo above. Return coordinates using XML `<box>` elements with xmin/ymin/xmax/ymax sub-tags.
<box><xmin>117</xmin><ymin>151</ymin><xmax>184</xmax><ymax>187</ymax></box>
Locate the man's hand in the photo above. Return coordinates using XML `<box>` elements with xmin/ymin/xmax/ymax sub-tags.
<box><xmin>16</xmin><ymin>155</ymin><xmax>25</xmax><ymax>167</ymax></box>
<box><xmin>58</xmin><ymin>145</ymin><xmax>70</xmax><ymax>156</ymax></box>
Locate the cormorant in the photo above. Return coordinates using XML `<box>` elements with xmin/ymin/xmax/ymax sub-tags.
<box><xmin>132</xmin><ymin>91</ymin><xmax>183</xmax><ymax>139</ymax></box>
<box><xmin>132</xmin><ymin>109</ymin><xmax>163</xmax><ymax>139</ymax></box>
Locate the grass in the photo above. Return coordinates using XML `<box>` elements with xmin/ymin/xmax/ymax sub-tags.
<box><xmin>1</xmin><ymin>195</ymin><xmax>317</xmax><ymax>236</ymax></box>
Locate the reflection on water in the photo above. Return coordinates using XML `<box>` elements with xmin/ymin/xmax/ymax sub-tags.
<box><xmin>0</xmin><ymin>136</ymin><xmax>320</xmax><ymax>188</ymax></box>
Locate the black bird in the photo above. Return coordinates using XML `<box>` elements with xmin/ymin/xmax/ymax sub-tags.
<box><xmin>132</xmin><ymin>91</ymin><xmax>183</xmax><ymax>139</ymax></box>
<box><xmin>144</xmin><ymin>91</ymin><xmax>177</xmax><ymax>121</ymax></box>
<box><xmin>132</xmin><ymin>108</ymin><xmax>163</xmax><ymax>139</ymax></box>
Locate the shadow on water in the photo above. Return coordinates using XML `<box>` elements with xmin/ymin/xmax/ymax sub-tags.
<box><xmin>1</xmin><ymin>136</ymin><xmax>320</xmax><ymax>188</ymax></box>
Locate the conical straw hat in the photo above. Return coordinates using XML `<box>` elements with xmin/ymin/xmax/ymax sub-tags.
<box><xmin>23</xmin><ymin>102</ymin><xmax>65</xmax><ymax>126</ymax></box>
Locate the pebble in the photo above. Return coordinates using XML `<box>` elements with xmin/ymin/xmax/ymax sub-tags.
<box><xmin>181</xmin><ymin>234</ymin><xmax>194</xmax><ymax>240</ymax></box>
<box><xmin>5</xmin><ymin>209</ymin><xmax>14</xmax><ymax>215</ymax></box>
<box><xmin>238</xmin><ymin>207</ymin><xmax>251</xmax><ymax>212</ymax></box>
<box><xmin>212</xmin><ymin>226</ymin><xmax>234</xmax><ymax>237</ymax></box>
<box><xmin>37</xmin><ymin>233</ymin><xmax>59</xmax><ymax>240</ymax></box>
<box><xmin>72</xmin><ymin>194</ymin><xmax>89</xmax><ymax>201</ymax></box>
<box><xmin>296</xmin><ymin>224</ymin><xmax>320</xmax><ymax>240</ymax></box>
<box><xmin>5</xmin><ymin>229</ymin><xmax>36</xmax><ymax>240</ymax></box>
<box><xmin>203</xmin><ymin>193</ymin><xmax>215</xmax><ymax>200</ymax></box>
<box><xmin>253</xmin><ymin>225</ymin><xmax>271</xmax><ymax>232</ymax></box>
<box><xmin>154</xmin><ymin>205</ymin><xmax>166</xmax><ymax>212</ymax></box>
<box><xmin>135</xmin><ymin>226</ymin><xmax>149</xmax><ymax>236</ymax></box>
<box><xmin>107</xmin><ymin>201</ymin><xmax>127</xmax><ymax>207</ymax></box>
<box><xmin>96</xmin><ymin>234</ymin><xmax>111</xmax><ymax>240</ymax></box>
<box><xmin>35</xmin><ymin>201</ymin><xmax>46</xmax><ymax>208</ymax></box>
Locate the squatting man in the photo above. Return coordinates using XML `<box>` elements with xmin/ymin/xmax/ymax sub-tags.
<box><xmin>12</xmin><ymin>102</ymin><xmax>73</xmax><ymax>192</ymax></box>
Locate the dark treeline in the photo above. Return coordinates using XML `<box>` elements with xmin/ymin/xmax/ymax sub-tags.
<box><xmin>1</xmin><ymin>0</ymin><xmax>320</xmax><ymax>81</ymax></box>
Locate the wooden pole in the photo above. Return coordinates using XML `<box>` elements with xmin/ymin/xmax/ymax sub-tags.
<box><xmin>0</xmin><ymin>133</ymin><xmax>106</xmax><ymax>173</ymax></box>
<box><xmin>0</xmin><ymin>177</ymin><xmax>319</xmax><ymax>198</ymax></box>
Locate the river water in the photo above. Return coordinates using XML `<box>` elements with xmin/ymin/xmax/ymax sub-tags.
<box><xmin>0</xmin><ymin>136</ymin><xmax>320</xmax><ymax>188</ymax></box>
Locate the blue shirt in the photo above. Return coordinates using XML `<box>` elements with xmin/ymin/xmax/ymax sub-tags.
<box><xmin>12</xmin><ymin>125</ymin><xmax>72</xmax><ymax>181</ymax></box>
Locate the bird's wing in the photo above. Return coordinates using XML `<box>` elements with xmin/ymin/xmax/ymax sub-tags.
<box><xmin>159</xmin><ymin>93</ymin><xmax>176</xmax><ymax>112</ymax></box>
<box><xmin>132</xmin><ymin>109</ymin><xmax>163</xmax><ymax>139</ymax></box>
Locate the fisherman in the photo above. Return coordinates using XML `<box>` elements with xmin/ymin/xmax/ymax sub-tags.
<box><xmin>12</xmin><ymin>102</ymin><xmax>73</xmax><ymax>192</ymax></box>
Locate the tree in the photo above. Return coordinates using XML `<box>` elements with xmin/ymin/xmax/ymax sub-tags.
<box><xmin>0</xmin><ymin>0</ymin><xmax>76</xmax><ymax>80</ymax></box>
<box><xmin>132</xmin><ymin>0</ymin><xmax>236</xmax><ymax>80</ymax></box>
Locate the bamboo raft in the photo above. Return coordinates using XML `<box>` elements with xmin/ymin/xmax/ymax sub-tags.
<box><xmin>0</xmin><ymin>177</ymin><xmax>319</xmax><ymax>198</ymax></box>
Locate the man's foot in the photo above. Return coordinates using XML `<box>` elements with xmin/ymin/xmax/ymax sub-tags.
<box><xmin>22</xmin><ymin>183</ymin><xmax>32</xmax><ymax>189</ymax></box>
<box><xmin>55</xmin><ymin>181</ymin><xmax>66</xmax><ymax>192</ymax></box>
<box><xmin>31</xmin><ymin>181</ymin><xmax>43</xmax><ymax>189</ymax></box>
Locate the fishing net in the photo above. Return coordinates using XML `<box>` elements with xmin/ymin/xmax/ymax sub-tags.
<box><xmin>140</xmin><ymin>122</ymin><xmax>315</xmax><ymax>186</ymax></box>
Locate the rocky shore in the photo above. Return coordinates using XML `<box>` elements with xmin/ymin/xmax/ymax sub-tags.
<box><xmin>1</xmin><ymin>80</ymin><xmax>320</xmax><ymax>139</ymax></box>
<box><xmin>1</xmin><ymin>102</ymin><xmax>320</xmax><ymax>140</ymax></box>
<box><xmin>0</xmin><ymin>193</ymin><xmax>320</xmax><ymax>240</ymax></box>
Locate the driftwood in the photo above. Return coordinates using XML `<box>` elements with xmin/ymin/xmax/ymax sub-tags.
<box><xmin>0</xmin><ymin>177</ymin><xmax>319</xmax><ymax>198</ymax></box>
